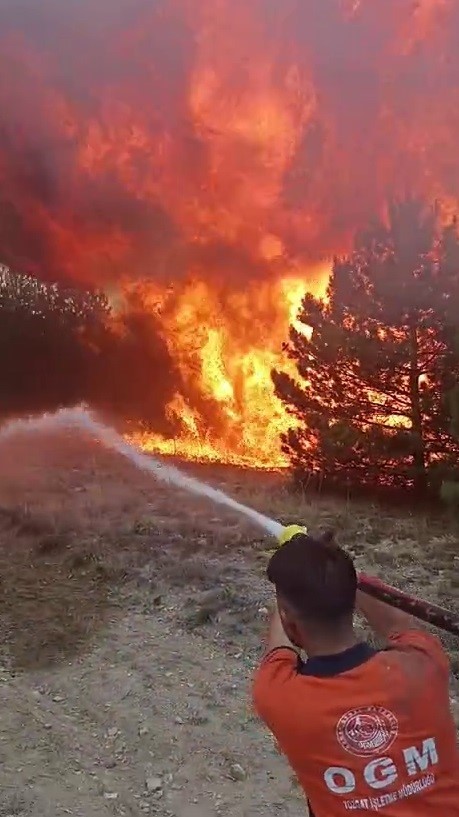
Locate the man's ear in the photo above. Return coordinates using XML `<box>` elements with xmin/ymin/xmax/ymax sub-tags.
<box><xmin>278</xmin><ymin>602</ymin><xmax>296</xmax><ymax>636</ymax></box>
<box><xmin>276</xmin><ymin>596</ymin><xmax>288</xmax><ymax>624</ymax></box>
<box><xmin>278</xmin><ymin>600</ymin><xmax>305</xmax><ymax>650</ymax></box>
<box><xmin>278</xmin><ymin>605</ymin><xmax>289</xmax><ymax>629</ymax></box>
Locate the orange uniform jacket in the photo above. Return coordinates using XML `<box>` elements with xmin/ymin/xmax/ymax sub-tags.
<box><xmin>253</xmin><ymin>629</ymin><xmax>459</xmax><ymax>815</ymax></box>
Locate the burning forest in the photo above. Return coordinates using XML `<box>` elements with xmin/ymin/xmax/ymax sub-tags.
<box><xmin>0</xmin><ymin>0</ymin><xmax>458</xmax><ymax>468</ymax></box>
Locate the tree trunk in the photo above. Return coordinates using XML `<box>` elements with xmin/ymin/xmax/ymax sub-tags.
<box><xmin>408</xmin><ymin>324</ymin><xmax>427</xmax><ymax>492</ymax></box>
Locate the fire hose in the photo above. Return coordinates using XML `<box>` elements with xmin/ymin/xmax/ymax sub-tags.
<box><xmin>278</xmin><ymin>525</ymin><xmax>459</xmax><ymax>637</ymax></box>
<box><xmin>357</xmin><ymin>573</ymin><xmax>459</xmax><ymax>637</ymax></box>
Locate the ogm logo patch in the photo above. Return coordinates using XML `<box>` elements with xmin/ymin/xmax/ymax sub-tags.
<box><xmin>336</xmin><ymin>706</ymin><xmax>399</xmax><ymax>758</ymax></box>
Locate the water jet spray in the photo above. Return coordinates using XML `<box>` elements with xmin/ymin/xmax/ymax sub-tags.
<box><xmin>0</xmin><ymin>407</ymin><xmax>457</xmax><ymax>637</ymax></box>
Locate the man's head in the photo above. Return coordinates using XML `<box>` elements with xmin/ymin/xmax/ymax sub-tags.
<box><xmin>267</xmin><ymin>530</ymin><xmax>357</xmax><ymax>652</ymax></box>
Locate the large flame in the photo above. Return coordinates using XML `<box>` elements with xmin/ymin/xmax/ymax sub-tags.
<box><xmin>128</xmin><ymin>269</ymin><xmax>326</xmax><ymax>467</ymax></box>
<box><xmin>0</xmin><ymin>0</ymin><xmax>457</xmax><ymax>466</ymax></box>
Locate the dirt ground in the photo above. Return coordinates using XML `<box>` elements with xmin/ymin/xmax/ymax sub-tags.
<box><xmin>0</xmin><ymin>429</ymin><xmax>458</xmax><ymax>817</ymax></box>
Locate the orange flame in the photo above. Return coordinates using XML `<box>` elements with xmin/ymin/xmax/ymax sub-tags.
<box><xmin>128</xmin><ymin>265</ymin><xmax>329</xmax><ymax>467</ymax></box>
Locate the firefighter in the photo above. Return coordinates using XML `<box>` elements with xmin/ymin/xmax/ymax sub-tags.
<box><xmin>253</xmin><ymin>528</ymin><xmax>459</xmax><ymax>816</ymax></box>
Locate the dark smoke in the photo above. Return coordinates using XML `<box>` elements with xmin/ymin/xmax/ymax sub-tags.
<box><xmin>280</xmin><ymin>0</ymin><xmax>459</xmax><ymax>253</ymax></box>
<box><xmin>0</xmin><ymin>0</ymin><xmax>198</xmax><ymax>284</ymax></box>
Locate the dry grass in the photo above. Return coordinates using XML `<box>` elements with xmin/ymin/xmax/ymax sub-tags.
<box><xmin>0</xmin><ymin>428</ymin><xmax>456</xmax><ymax>817</ymax></box>
<box><xmin>0</xmin><ymin>428</ymin><xmax>457</xmax><ymax>685</ymax></box>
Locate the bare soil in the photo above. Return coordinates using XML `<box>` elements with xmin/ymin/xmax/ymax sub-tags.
<box><xmin>0</xmin><ymin>430</ymin><xmax>457</xmax><ymax>817</ymax></box>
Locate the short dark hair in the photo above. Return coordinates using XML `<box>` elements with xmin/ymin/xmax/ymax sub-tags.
<box><xmin>267</xmin><ymin>531</ymin><xmax>357</xmax><ymax>624</ymax></box>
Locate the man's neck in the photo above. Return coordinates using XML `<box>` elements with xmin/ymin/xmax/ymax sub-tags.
<box><xmin>303</xmin><ymin>628</ymin><xmax>359</xmax><ymax>659</ymax></box>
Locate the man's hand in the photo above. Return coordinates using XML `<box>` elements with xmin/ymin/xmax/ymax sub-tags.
<box><xmin>356</xmin><ymin>581</ymin><xmax>418</xmax><ymax>641</ymax></box>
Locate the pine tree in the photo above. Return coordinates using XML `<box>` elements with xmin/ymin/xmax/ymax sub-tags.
<box><xmin>440</xmin><ymin>345</ymin><xmax>459</xmax><ymax>513</ymax></box>
<box><xmin>0</xmin><ymin>264</ymin><xmax>110</xmax><ymax>416</ymax></box>
<box><xmin>0</xmin><ymin>264</ymin><xmax>179</xmax><ymax>430</ymax></box>
<box><xmin>273</xmin><ymin>200</ymin><xmax>459</xmax><ymax>494</ymax></box>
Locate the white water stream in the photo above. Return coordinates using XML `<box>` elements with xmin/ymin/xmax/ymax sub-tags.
<box><xmin>0</xmin><ymin>407</ymin><xmax>285</xmax><ymax>538</ymax></box>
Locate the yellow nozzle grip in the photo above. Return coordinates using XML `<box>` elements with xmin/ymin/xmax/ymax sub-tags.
<box><xmin>276</xmin><ymin>524</ymin><xmax>307</xmax><ymax>547</ymax></box>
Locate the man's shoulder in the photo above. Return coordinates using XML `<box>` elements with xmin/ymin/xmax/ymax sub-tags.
<box><xmin>253</xmin><ymin>647</ymin><xmax>313</xmax><ymax>717</ymax></box>
<box><xmin>385</xmin><ymin>628</ymin><xmax>451</xmax><ymax>675</ymax></box>
<box><xmin>252</xmin><ymin>642</ymin><xmax>380</xmax><ymax>727</ymax></box>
